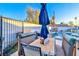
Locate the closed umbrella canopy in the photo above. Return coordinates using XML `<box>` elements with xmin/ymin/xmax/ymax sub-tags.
<box><xmin>39</xmin><ymin>3</ymin><xmax>50</xmax><ymax>39</ymax></box>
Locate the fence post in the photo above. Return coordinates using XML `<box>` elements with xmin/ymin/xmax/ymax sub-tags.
<box><xmin>22</xmin><ymin>21</ymin><xmax>24</xmax><ymax>33</ymax></box>
<box><xmin>0</xmin><ymin>16</ymin><xmax>2</xmax><ymax>56</ymax></box>
<box><xmin>17</xmin><ymin>33</ymin><xmax>21</xmax><ymax>56</ymax></box>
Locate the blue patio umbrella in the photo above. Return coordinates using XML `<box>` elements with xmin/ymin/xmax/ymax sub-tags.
<box><xmin>39</xmin><ymin>3</ymin><xmax>50</xmax><ymax>39</ymax></box>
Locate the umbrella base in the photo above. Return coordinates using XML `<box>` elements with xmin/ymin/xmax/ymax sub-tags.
<box><xmin>40</xmin><ymin>39</ymin><xmax>44</xmax><ymax>45</ymax></box>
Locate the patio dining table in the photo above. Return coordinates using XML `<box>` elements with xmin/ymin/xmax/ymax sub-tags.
<box><xmin>30</xmin><ymin>38</ymin><xmax>55</xmax><ymax>56</ymax></box>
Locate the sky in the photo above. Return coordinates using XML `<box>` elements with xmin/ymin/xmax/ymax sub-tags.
<box><xmin>0</xmin><ymin>3</ymin><xmax>79</xmax><ymax>25</ymax></box>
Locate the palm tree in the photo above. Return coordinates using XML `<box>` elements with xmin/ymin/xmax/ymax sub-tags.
<box><xmin>75</xmin><ymin>17</ymin><xmax>77</xmax><ymax>26</ymax></box>
<box><xmin>74</xmin><ymin>17</ymin><xmax>77</xmax><ymax>32</ymax></box>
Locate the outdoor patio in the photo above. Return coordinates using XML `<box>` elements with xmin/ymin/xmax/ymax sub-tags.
<box><xmin>10</xmin><ymin>37</ymin><xmax>79</xmax><ymax>56</ymax></box>
<box><xmin>0</xmin><ymin>3</ymin><xmax>79</xmax><ymax>56</ymax></box>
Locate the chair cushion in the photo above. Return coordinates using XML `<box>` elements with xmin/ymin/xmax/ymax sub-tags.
<box><xmin>52</xmin><ymin>32</ymin><xmax>58</xmax><ymax>37</ymax></box>
<box><xmin>21</xmin><ymin>34</ymin><xmax>37</xmax><ymax>44</ymax></box>
<box><xmin>54</xmin><ymin>36</ymin><xmax>62</xmax><ymax>40</ymax></box>
<box><xmin>19</xmin><ymin>32</ymin><xmax>38</xmax><ymax>44</ymax></box>
<box><xmin>69</xmin><ymin>38</ymin><xmax>76</xmax><ymax>45</ymax></box>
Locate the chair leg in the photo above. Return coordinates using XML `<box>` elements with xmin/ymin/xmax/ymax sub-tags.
<box><xmin>62</xmin><ymin>37</ymin><xmax>66</xmax><ymax>56</ymax></box>
<box><xmin>73</xmin><ymin>44</ymin><xmax>76</xmax><ymax>56</ymax></box>
<box><xmin>72</xmin><ymin>44</ymin><xmax>76</xmax><ymax>56</ymax></box>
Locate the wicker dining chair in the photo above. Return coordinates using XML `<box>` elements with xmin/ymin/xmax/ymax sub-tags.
<box><xmin>18</xmin><ymin>43</ymin><xmax>42</xmax><ymax>56</ymax></box>
<box><xmin>62</xmin><ymin>36</ymin><xmax>76</xmax><ymax>56</ymax></box>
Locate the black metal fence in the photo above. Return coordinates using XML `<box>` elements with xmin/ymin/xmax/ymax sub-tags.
<box><xmin>0</xmin><ymin>16</ymin><xmax>2</xmax><ymax>55</ymax></box>
<box><xmin>0</xmin><ymin>16</ymin><xmax>23</xmax><ymax>56</ymax></box>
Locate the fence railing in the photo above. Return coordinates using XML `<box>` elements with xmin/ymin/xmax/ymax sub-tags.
<box><xmin>0</xmin><ymin>16</ymin><xmax>23</xmax><ymax>56</ymax></box>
